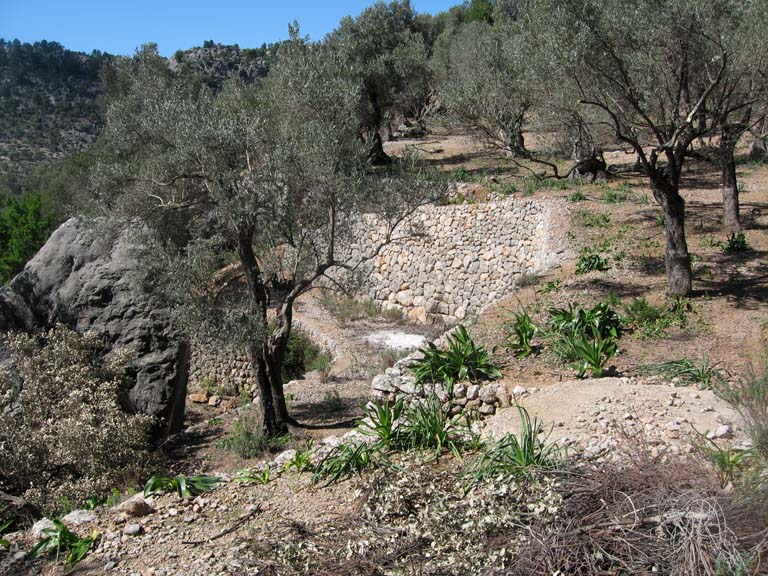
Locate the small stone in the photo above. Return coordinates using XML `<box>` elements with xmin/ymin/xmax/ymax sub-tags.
<box><xmin>665</xmin><ymin>421</ymin><xmax>682</xmax><ymax>432</ymax></box>
<box><xmin>708</xmin><ymin>425</ymin><xmax>733</xmax><ymax>440</ymax></box>
<box><xmin>512</xmin><ymin>385</ymin><xmax>527</xmax><ymax>397</ymax></box>
<box><xmin>123</xmin><ymin>524</ymin><xmax>143</xmax><ymax>536</ymax></box>
<box><xmin>466</xmin><ymin>385</ymin><xmax>479</xmax><ymax>400</ymax></box>
<box><xmin>61</xmin><ymin>509</ymin><xmax>97</xmax><ymax>526</ymax></box>
<box><xmin>31</xmin><ymin>518</ymin><xmax>55</xmax><ymax>539</ymax></box>
<box><xmin>479</xmin><ymin>403</ymin><xmax>496</xmax><ymax>415</ymax></box>
<box><xmin>623</xmin><ymin>413</ymin><xmax>634</xmax><ymax>420</ymax></box>
<box><xmin>208</xmin><ymin>395</ymin><xmax>221</xmax><ymax>407</ymax></box>
<box><xmin>117</xmin><ymin>494</ymin><xmax>154</xmax><ymax>518</ymax></box>
<box><xmin>189</xmin><ymin>392</ymin><xmax>208</xmax><ymax>403</ymax></box>
<box><xmin>479</xmin><ymin>385</ymin><xmax>498</xmax><ymax>404</ymax></box>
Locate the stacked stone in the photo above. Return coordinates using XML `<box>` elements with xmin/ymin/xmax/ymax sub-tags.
<box><xmin>348</xmin><ymin>198</ymin><xmax>564</xmax><ymax>325</ymax></box>
<box><xmin>370</xmin><ymin>354</ymin><xmax>505</xmax><ymax>418</ymax></box>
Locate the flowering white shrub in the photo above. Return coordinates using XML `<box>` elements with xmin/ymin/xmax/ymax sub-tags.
<box><xmin>0</xmin><ymin>326</ymin><xmax>153</xmax><ymax>513</ymax></box>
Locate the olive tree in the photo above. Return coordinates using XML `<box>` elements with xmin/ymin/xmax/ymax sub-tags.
<box><xmin>707</xmin><ymin>0</ymin><xmax>768</xmax><ymax>232</ymax></box>
<box><xmin>525</xmin><ymin>0</ymin><xmax>739</xmax><ymax>295</ymax></box>
<box><xmin>92</xmin><ymin>42</ymin><xmax>444</xmax><ymax>437</ymax></box>
<box><xmin>328</xmin><ymin>1</ymin><xmax>431</xmax><ymax>163</ymax></box>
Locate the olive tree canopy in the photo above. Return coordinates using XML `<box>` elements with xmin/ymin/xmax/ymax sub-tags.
<box><xmin>91</xmin><ymin>40</ymin><xmax>445</xmax><ymax>437</ymax></box>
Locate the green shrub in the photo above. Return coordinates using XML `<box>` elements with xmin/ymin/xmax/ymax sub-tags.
<box><xmin>284</xmin><ymin>443</ymin><xmax>314</xmax><ymax>473</ymax></box>
<box><xmin>0</xmin><ymin>193</ymin><xmax>52</xmax><ymax>285</ymax></box>
<box><xmin>602</xmin><ymin>188</ymin><xmax>626</xmax><ymax>204</ymax></box>
<box><xmin>0</xmin><ymin>326</ymin><xmax>152</xmax><ymax>515</ymax></box>
<box><xmin>576</xmin><ymin>251</ymin><xmax>611</xmax><ymax>274</ymax></box>
<box><xmin>283</xmin><ymin>330</ymin><xmax>324</xmax><ymax>381</ymax></box>
<box><xmin>568</xmin><ymin>190</ymin><xmax>586</xmax><ymax>202</ymax></box>
<box><xmin>724</xmin><ymin>231</ymin><xmax>750</xmax><ymax>253</ymax></box>
<box><xmin>464</xmin><ymin>405</ymin><xmax>560</xmax><ymax>486</ymax></box>
<box><xmin>307</xmin><ymin>351</ymin><xmax>333</xmax><ymax>382</ymax></box>
<box><xmin>506</xmin><ymin>309</ymin><xmax>537</xmax><ymax>358</ymax></box>
<box><xmin>0</xmin><ymin>519</ymin><xmax>12</xmax><ymax>549</ymax></box>
<box><xmin>143</xmin><ymin>474</ymin><xmax>221</xmax><ymax>499</ymax></box>
<box><xmin>412</xmin><ymin>325</ymin><xmax>502</xmax><ymax>385</ymax></box>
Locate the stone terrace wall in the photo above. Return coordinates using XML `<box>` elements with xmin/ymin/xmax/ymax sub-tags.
<box><xmin>354</xmin><ymin>197</ymin><xmax>565</xmax><ymax>325</ymax></box>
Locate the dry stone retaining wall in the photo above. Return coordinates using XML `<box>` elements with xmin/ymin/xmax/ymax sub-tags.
<box><xmin>354</xmin><ymin>197</ymin><xmax>565</xmax><ymax>325</ymax></box>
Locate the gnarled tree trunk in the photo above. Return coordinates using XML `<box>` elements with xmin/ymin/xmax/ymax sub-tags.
<box><xmin>750</xmin><ymin>119</ymin><xmax>767</xmax><ymax>161</ymax></box>
<box><xmin>720</xmin><ymin>126</ymin><xmax>741</xmax><ymax>233</ymax></box>
<box><xmin>652</xmin><ymin>177</ymin><xmax>692</xmax><ymax>296</ymax></box>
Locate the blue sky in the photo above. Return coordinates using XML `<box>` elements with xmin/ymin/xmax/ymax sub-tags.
<box><xmin>0</xmin><ymin>1</ymin><xmax>458</xmax><ymax>56</ymax></box>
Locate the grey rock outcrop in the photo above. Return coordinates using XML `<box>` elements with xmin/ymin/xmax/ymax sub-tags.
<box><xmin>0</xmin><ymin>218</ymin><xmax>188</xmax><ymax>438</ymax></box>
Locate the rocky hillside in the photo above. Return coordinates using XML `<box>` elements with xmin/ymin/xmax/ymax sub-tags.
<box><xmin>0</xmin><ymin>39</ymin><xmax>278</xmax><ymax>195</ymax></box>
<box><xmin>0</xmin><ymin>40</ymin><xmax>105</xmax><ymax>188</ymax></box>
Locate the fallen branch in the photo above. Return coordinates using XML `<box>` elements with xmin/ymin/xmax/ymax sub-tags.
<box><xmin>182</xmin><ymin>505</ymin><xmax>261</xmax><ymax>545</ymax></box>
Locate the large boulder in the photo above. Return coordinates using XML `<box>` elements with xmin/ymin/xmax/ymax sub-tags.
<box><xmin>0</xmin><ymin>218</ymin><xmax>188</xmax><ymax>438</ymax></box>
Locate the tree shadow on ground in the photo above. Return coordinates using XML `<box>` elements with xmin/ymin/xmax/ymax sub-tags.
<box><xmin>572</xmin><ymin>277</ymin><xmax>653</xmax><ymax>300</ymax></box>
<box><xmin>695</xmin><ymin>251</ymin><xmax>768</xmax><ymax>309</ymax></box>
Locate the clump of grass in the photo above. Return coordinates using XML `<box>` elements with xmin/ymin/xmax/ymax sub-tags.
<box><xmin>143</xmin><ymin>474</ymin><xmax>221</xmax><ymax>499</ymax></box>
<box><xmin>219</xmin><ymin>411</ymin><xmax>268</xmax><ymax>458</ymax></box>
<box><xmin>26</xmin><ymin>519</ymin><xmax>99</xmax><ymax>567</ymax></box>
<box><xmin>536</xmin><ymin>279</ymin><xmax>561</xmax><ymax>294</ymax></box>
<box><xmin>379</xmin><ymin>347</ymin><xmax>411</xmax><ymax>369</ymax></box>
<box><xmin>724</xmin><ymin>231</ymin><xmax>750</xmax><ymax>253</ymax></box>
<box><xmin>640</xmin><ymin>355</ymin><xmax>723</xmax><ymax>388</ymax></box>
<box><xmin>396</xmin><ymin>394</ymin><xmax>479</xmax><ymax>457</ymax></box>
<box><xmin>464</xmin><ymin>405</ymin><xmax>560</xmax><ymax>487</ymax></box>
<box><xmin>568</xmin><ymin>190</ymin><xmax>586</xmax><ymax>202</ymax></box>
<box><xmin>0</xmin><ymin>519</ymin><xmax>13</xmax><ymax>549</ymax></box>
<box><xmin>317</xmin><ymin>293</ymin><xmax>389</xmax><ymax>323</ymax></box>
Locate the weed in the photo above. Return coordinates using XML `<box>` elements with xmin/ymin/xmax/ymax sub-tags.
<box><xmin>219</xmin><ymin>411</ymin><xmax>267</xmax><ymax>458</ymax></box>
<box><xmin>308</xmin><ymin>351</ymin><xmax>333</xmax><ymax>382</ymax></box>
<box><xmin>536</xmin><ymin>279</ymin><xmax>561</xmax><ymax>294</ymax></box>
<box><xmin>26</xmin><ymin>519</ymin><xmax>99</xmax><ymax>567</ymax></box>
<box><xmin>464</xmin><ymin>405</ymin><xmax>560</xmax><ymax>486</ymax></box>
<box><xmin>359</xmin><ymin>399</ymin><xmax>404</xmax><ymax>448</ymax></box>
<box><xmin>641</xmin><ymin>355</ymin><xmax>723</xmax><ymax>387</ymax></box>
<box><xmin>696</xmin><ymin>435</ymin><xmax>754</xmax><ymax>487</ymax></box>
<box><xmin>285</xmin><ymin>442</ymin><xmax>314</xmax><ymax>473</ymax></box>
<box><xmin>378</xmin><ymin>347</ymin><xmax>410</xmax><ymax>369</ymax></box>
<box><xmin>568</xmin><ymin>190</ymin><xmax>586</xmax><ymax>202</ymax></box>
<box><xmin>724</xmin><ymin>232</ymin><xmax>750</xmax><ymax>253</ymax></box>
<box><xmin>623</xmin><ymin>297</ymin><xmax>689</xmax><ymax>338</ymax></box>
<box><xmin>737</xmin><ymin>181</ymin><xmax>749</xmax><ymax>194</ymax></box>
<box><xmin>452</xmin><ymin>166</ymin><xmax>479</xmax><ymax>182</ymax></box>
<box><xmin>576</xmin><ymin>251</ymin><xmax>611</xmax><ymax>274</ymax></box>
<box><xmin>311</xmin><ymin>442</ymin><xmax>378</xmax><ymax>486</ymax></box>
<box><xmin>412</xmin><ymin>325</ymin><xmax>502</xmax><ymax>385</ymax></box>
<box><xmin>233</xmin><ymin>467</ymin><xmax>271</xmax><ymax>485</ymax></box>
<box><xmin>570</xmin><ymin>334</ymin><xmax>618</xmax><ymax>378</ymax></box>
<box><xmin>396</xmin><ymin>394</ymin><xmax>478</xmax><ymax>457</ymax></box>
<box><xmin>506</xmin><ymin>309</ymin><xmax>537</xmax><ymax>358</ymax></box>
<box><xmin>548</xmin><ymin>302</ymin><xmax>623</xmax><ymax>341</ymax></box>
<box><xmin>602</xmin><ymin>188</ymin><xmax>626</xmax><ymax>204</ymax></box>
<box><xmin>0</xmin><ymin>519</ymin><xmax>12</xmax><ymax>549</ymax></box>
<box><xmin>576</xmin><ymin>210</ymin><xmax>611</xmax><ymax>228</ymax></box>
<box><xmin>207</xmin><ymin>416</ymin><xmax>223</xmax><ymax>427</ymax></box>
<box><xmin>143</xmin><ymin>474</ymin><xmax>221</xmax><ymax>499</ymax></box>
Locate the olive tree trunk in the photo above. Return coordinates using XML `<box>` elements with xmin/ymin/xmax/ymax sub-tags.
<box><xmin>720</xmin><ymin>131</ymin><xmax>740</xmax><ymax>233</ymax></box>
<box><xmin>750</xmin><ymin>119</ymin><xmax>767</xmax><ymax>161</ymax></box>
<box><xmin>238</xmin><ymin>229</ymin><xmax>289</xmax><ymax>437</ymax></box>
<box><xmin>652</xmin><ymin>177</ymin><xmax>692</xmax><ymax>296</ymax></box>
